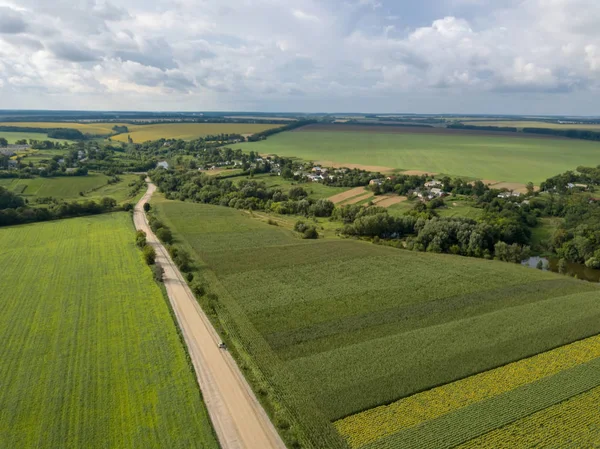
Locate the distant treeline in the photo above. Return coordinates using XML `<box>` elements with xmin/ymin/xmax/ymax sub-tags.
<box><xmin>522</xmin><ymin>127</ymin><xmax>600</xmax><ymax>141</ymax></box>
<box><xmin>247</xmin><ymin>119</ymin><xmax>317</xmax><ymax>141</ymax></box>
<box><xmin>346</xmin><ymin>121</ymin><xmax>434</xmax><ymax>128</ymax></box>
<box><xmin>447</xmin><ymin>124</ymin><xmax>518</xmax><ymax>132</ymax></box>
<box><xmin>448</xmin><ymin>123</ymin><xmax>600</xmax><ymax>142</ymax></box>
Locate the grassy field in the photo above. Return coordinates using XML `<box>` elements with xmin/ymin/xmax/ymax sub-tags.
<box><xmin>0</xmin><ymin>174</ymin><xmax>142</xmax><ymax>203</ymax></box>
<box><xmin>152</xmin><ymin>197</ymin><xmax>600</xmax><ymax>448</ymax></box>
<box><xmin>462</xmin><ymin>120</ymin><xmax>600</xmax><ymax>130</ymax></box>
<box><xmin>0</xmin><ymin>131</ymin><xmax>72</xmax><ymax>144</ymax></box>
<box><xmin>0</xmin><ymin>213</ymin><xmax>218</xmax><ymax>449</ymax></box>
<box><xmin>231</xmin><ymin>173</ymin><xmax>350</xmax><ymax>199</ymax></box>
<box><xmin>110</xmin><ymin>123</ymin><xmax>283</xmax><ymax>143</ymax></box>
<box><xmin>238</xmin><ymin>126</ymin><xmax>600</xmax><ymax>183</ymax></box>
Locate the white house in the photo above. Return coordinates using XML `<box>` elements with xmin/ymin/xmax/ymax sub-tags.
<box><xmin>425</xmin><ymin>180</ymin><xmax>443</xmax><ymax>188</ymax></box>
<box><xmin>157</xmin><ymin>161</ymin><xmax>169</xmax><ymax>169</ymax></box>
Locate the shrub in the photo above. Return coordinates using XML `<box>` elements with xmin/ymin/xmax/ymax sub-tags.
<box><xmin>135</xmin><ymin>230</ymin><xmax>147</xmax><ymax>248</ymax></box>
<box><xmin>142</xmin><ymin>244</ymin><xmax>156</xmax><ymax>265</ymax></box>
<box><xmin>156</xmin><ymin>227</ymin><xmax>173</xmax><ymax>244</ymax></box>
<box><xmin>186</xmin><ymin>272</ymin><xmax>194</xmax><ymax>282</ymax></box>
<box><xmin>267</xmin><ymin>218</ymin><xmax>278</xmax><ymax>226</ymax></box>
<box><xmin>191</xmin><ymin>282</ymin><xmax>206</xmax><ymax>297</ymax></box>
<box><xmin>143</xmin><ymin>203</ymin><xmax>151</xmax><ymax>212</ymax></box>
<box><xmin>153</xmin><ymin>264</ymin><xmax>163</xmax><ymax>282</ymax></box>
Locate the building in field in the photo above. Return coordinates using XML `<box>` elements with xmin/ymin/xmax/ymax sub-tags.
<box><xmin>369</xmin><ymin>179</ymin><xmax>384</xmax><ymax>186</ymax></box>
<box><xmin>498</xmin><ymin>191</ymin><xmax>521</xmax><ymax>199</ymax></box>
<box><xmin>156</xmin><ymin>161</ymin><xmax>169</xmax><ymax>169</ymax></box>
<box><xmin>425</xmin><ymin>180</ymin><xmax>443</xmax><ymax>188</ymax></box>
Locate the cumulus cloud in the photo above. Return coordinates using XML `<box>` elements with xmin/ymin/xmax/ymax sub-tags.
<box><xmin>1</xmin><ymin>0</ymin><xmax>600</xmax><ymax>112</ymax></box>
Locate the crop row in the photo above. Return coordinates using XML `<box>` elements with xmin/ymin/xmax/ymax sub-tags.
<box><xmin>335</xmin><ymin>333</ymin><xmax>600</xmax><ymax>448</ymax></box>
<box><xmin>458</xmin><ymin>385</ymin><xmax>600</xmax><ymax>448</ymax></box>
<box><xmin>360</xmin><ymin>356</ymin><xmax>600</xmax><ymax>449</ymax></box>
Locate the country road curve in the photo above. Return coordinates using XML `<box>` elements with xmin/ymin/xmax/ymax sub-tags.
<box><xmin>134</xmin><ymin>182</ymin><xmax>287</xmax><ymax>449</ymax></box>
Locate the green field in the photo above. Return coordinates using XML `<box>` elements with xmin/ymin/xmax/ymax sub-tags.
<box><xmin>0</xmin><ymin>213</ymin><xmax>218</xmax><ymax>449</ymax></box>
<box><xmin>0</xmin><ymin>174</ymin><xmax>142</xmax><ymax>203</ymax></box>
<box><xmin>238</xmin><ymin>128</ymin><xmax>600</xmax><ymax>183</ymax></box>
<box><xmin>232</xmin><ymin>173</ymin><xmax>349</xmax><ymax>199</ymax></box>
<box><xmin>111</xmin><ymin>123</ymin><xmax>283</xmax><ymax>143</ymax></box>
<box><xmin>0</xmin><ymin>131</ymin><xmax>72</xmax><ymax>144</ymax></box>
<box><xmin>152</xmin><ymin>197</ymin><xmax>600</xmax><ymax>448</ymax></box>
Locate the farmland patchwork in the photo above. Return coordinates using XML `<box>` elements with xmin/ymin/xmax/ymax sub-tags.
<box><xmin>154</xmin><ymin>198</ymin><xmax>600</xmax><ymax>449</ymax></box>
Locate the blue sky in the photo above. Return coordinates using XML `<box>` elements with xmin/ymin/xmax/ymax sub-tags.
<box><xmin>1</xmin><ymin>0</ymin><xmax>599</xmax><ymax>114</ymax></box>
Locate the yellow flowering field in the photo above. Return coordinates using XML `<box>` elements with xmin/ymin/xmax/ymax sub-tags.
<box><xmin>458</xmin><ymin>385</ymin><xmax>600</xmax><ymax>448</ymax></box>
<box><xmin>335</xmin><ymin>334</ymin><xmax>600</xmax><ymax>448</ymax></box>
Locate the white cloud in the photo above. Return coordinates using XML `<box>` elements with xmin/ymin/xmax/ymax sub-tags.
<box><xmin>1</xmin><ymin>0</ymin><xmax>600</xmax><ymax>113</ymax></box>
<box><xmin>292</xmin><ymin>9</ymin><xmax>320</xmax><ymax>22</ymax></box>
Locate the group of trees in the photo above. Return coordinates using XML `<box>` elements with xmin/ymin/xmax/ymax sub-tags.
<box><xmin>0</xmin><ymin>187</ymin><xmax>119</xmax><ymax>227</ymax></box>
<box><xmin>151</xmin><ymin>169</ymin><xmax>337</xmax><ymax>218</ymax></box>
<box><xmin>340</xmin><ymin>208</ymin><xmax>531</xmax><ymax>262</ymax></box>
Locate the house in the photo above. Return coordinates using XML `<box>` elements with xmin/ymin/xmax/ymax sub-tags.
<box><xmin>156</xmin><ymin>161</ymin><xmax>169</xmax><ymax>169</ymax></box>
<box><xmin>77</xmin><ymin>150</ymin><xmax>85</xmax><ymax>159</ymax></box>
<box><xmin>369</xmin><ymin>179</ymin><xmax>384</xmax><ymax>186</ymax></box>
<box><xmin>498</xmin><ymin>191</ymin><xmax>520</xmax><ymax>199</ymax></box>
<box><xmin>66</xmin><ymin>168</ymin><xmax>77</xmax><ymax>173</ymax></box>
<box><xmin>0</xmin><ymin>149</ymin><xmax>16</xmax><ymax>157</ymax></box>
<box><xmin>312</xmin><ymin>166</ymin><xmax>322</xmax><ymax>174</ymax></box>
<box><xmin>430</xmin><ymin>188</ymin><xmax>444</xmax><ymax>197</ymax></box>
<box><xmin>567</xmin><ymin>183</ymin><xmax>588</xmax><ymax>189</ymax></box>
<box><xmin>425</xmin><ymin>180</ymin><xmax>443</xmax><ymax>188</ymax></box>
<box><xmin>7</xmin><ymin>160</ymin><xmax>18</xmax><ymax>169</ymax></box>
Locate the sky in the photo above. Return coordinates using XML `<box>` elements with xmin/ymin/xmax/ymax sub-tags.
<box><xmin>1</xmin><ymin>0</ymin><xmax>600</xmax><ymax>114</ymax></box>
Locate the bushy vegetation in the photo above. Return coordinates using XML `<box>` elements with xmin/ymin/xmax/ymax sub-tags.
<box><xmin>0</xmin><ymin>213</ymin><xmax>218</xmax><ymax>449</ymax></box>
<box><xmin>0</xmin><ymin>187</ymin><xmax>120</xmax><ymax>227</ymax></box>
<box><xmin>151</xmin><ymin>168</ymin><xmax>336</xmax><ymax>218</ymax></box>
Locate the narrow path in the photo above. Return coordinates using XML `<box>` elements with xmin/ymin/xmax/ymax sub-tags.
<box><xmin>134</xmin><ymin>183</ymin><xmax>287</xmax><ymax>449</ymax></box>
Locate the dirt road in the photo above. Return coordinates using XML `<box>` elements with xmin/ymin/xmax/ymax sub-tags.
<box><xmin>134</xmin><ymin>183</ymin><xmax>286</xmax><ymax>449</ymax></box>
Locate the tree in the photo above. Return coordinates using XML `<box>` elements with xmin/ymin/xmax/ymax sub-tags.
<box><xmin>536</xmin><ymin>259</ymin><xmax>544</xmax><ymax>270</ymax></box>
<box><xmin>156</xmin><ymin>227</ymin><xmax>173</xmax><ymax>244</ymax></box>
<box><xmin>526</xmin><ymin>182</ymin><xmax>535</xmax><ymax>196</ymax></box>
<box><xmin>0</xmin><ymin>137</ymin><xmax>7</xmax><ymax>147</ymax></box>
<box><xmin>558</xmin><ymin>258</ymin><xmax>568</xmax><ymax>274</ymax></box>
<box><xmin>143</xmin><ymin>203</ymin><xmax>151</xmax><ymax>212</ymax></box>
<box><xmin>143</xmin><ymin>245</ymin><xmax>156</xmax><ymax>265</ymax></box>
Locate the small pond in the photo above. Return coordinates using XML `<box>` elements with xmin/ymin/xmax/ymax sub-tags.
<box><xmin>522</xmin><ymin>256</ymin><xmax>600</xmax><ymax>283</ymax></box>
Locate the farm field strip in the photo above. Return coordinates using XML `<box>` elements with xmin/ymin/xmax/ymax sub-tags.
<box><xmin>340</xmin><ymin>192</ymin><xmax>374</xmax><ymax>205</ymax></box>
<box><xmin>359</xmin><ymin>356</ymin><xmax>600</xmax><ymax>449</ymax></box>
<box><xmin>238</xmin><ymin>126</ymin><xmax>600</xmax><ymax>183</ymax></box>
<box><xmin>371</xmin><ymin>195</ymin><xmax>407</xmax><ymax>207</ymax></box>
<box><xmin>335</xmin><ymin>332</ymin><xmax>600</xmax><ymax>447</ymax></box>
<box><xmin>0</xmin><ymin>131</ymin><xmax>72</xmax><ymax>144</ymax></box>
<box><xmin>328</xmin><ymin>187</ymin><xmax>369</xmax><ymax>204</ymax></box>
<box><xmin>0</xmin><ymin>121</ymin><xmax>129</xmax><ymax>135</ymax></box>
<box><xmin>0</xmin><ymin>213</ymin><xmax>218</xmax><ymax>449</ymax></box>
<box><xmin>111</xmin><ymin>123</ymin><xmax>283</xmax><ymax>143</ymax></box>
<box><xmin>152</xmin><ymin>198</ymin><xmax>600</xmax><ymax>448</ymax></box>
<box><xmin>457</xmin><ymin>385</ymin><xmax>600</xmax><ymax>448</ymax></box>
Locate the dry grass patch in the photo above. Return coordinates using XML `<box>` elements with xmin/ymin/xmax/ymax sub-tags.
<box><xmin>340</xmin><ymin>192</ymin><xmax>374</xmax><ymax>205</ymax></box>
<box><xmin>328</xmin><ymin>187</ymin><xmax>369</xmax><ymax>204</ymax></box>
<box><xmin>373</xmin><ymin>195</ymin><xmax>408</xmax><ymax>208</ymax></box>
<box><xmin>401</xmin><ymin>170</ymin><xmax>439</xmax><ymax>176</ymax></box>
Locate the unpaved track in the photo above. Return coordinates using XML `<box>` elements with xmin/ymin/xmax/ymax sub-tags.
<box><xmin>134</xmin><ymin>183</ymin><xmax>286</xmax><ymax>449</ymax></box>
